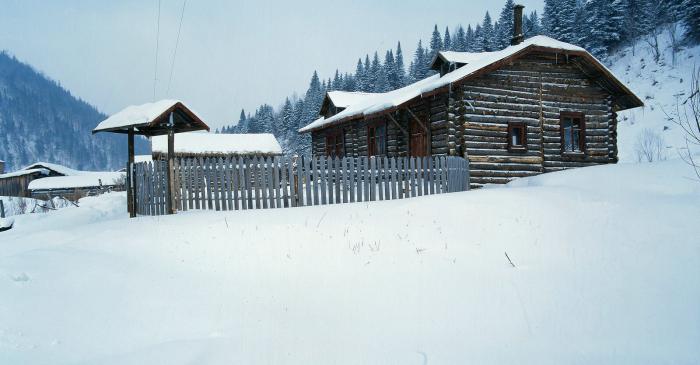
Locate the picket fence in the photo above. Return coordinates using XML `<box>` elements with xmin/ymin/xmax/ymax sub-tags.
<box><xmin>131</xmin><ymin>155</ymin><xmax>469</xmax><ymax>216</ymax></box>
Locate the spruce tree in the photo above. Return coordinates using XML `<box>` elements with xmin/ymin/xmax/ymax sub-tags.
<box><xmin>454</xmin><ymin>26</ymin><xmax>466</xmax><ymax>51</ymax></box>
<box><xmin>465</xmin><ymin>25</ymin><xmax>476</xmax><ymax>52</ymax></box>
<box><xmin>473</xmin><ymin>24</ymin><xmax>483</xmax><ymax>52</ymax></box>
<box><xmin>354</xmin><ymin>58</ymin><xmax>365</xmax><ymax>91</ymax></box>
<box><xmin>369</xmin><ymin>52</ymin><xmax>381</xmax><ymax>91</ymax></box>
<box><xmin>579</xmin><ymin>0</ymin><xmax>623</xmax><ymax>58</ymax></box>
<box><xmin>395</xmin><ymin>42</ymin><xmax>406</xmax><ymax>87</ymax></box>
<box><xmin>384</xmin><ymin>50</ymin><xmax>398</xmax><ymax>89</ymax></box>
<box><xmin>363</xmin><ymin>55</ymin><xmax>371</xmax><ymax>91</ymax></box>
<box><xmin>524</xmin><ymin>11</ymin><xmax>542</xmax><ymax>38</ymax></box>
<box><xmin>410</xmin><ymin>40</ymin><xmax>427</xmax><ymax>80</ymax></box>
<box><xmin>443</xmin><ymin>26</ymin><xmax>452</xmax><ymax>51</ymax></box>
<box><xmin>429</xmin><ymin>25</ymin><xmax>443</xmax><ymax>57</ymax></box>
<box><xmin>478</xmin><ymin>12</ymin><xmax>496</xmax><ymax>52</ymax></box>
<box><xmin>495</xmin><ymin>0</ymin><xmax>515</xmax><ymax>49</ymax></box>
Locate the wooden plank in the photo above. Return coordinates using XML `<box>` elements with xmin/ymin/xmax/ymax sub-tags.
<box><xmin>297</xmin><ymin>156</ymin><xmax>305</xmax><ymax>207</ymax></box>
<box><xmin>226</xmin><ymin>157</ymin><xmax>234</xmax><ymax>210</ymax></box>
<box><xmin>396</xmin><ymin>158</ymin><xmax>404</xmax><ymax>199</ymax></box>
<box><xmin>409</xmin><ymin>157</ymin><xmax>416</xmax><ymax>198</ymax></box>
<box><xmin>311</xmin><ymin>156</ymin><xmax>319</xmax><ymax>205</ymax></box>
<box><xmin>383</xmin><ymin>156</ymin><xmax>390</xmax><ymax>201</ymax></box>
<box><xmin>261</xmin><ymin>157</ymin><xmax>269</xmax><ymax>209</ymax></box>
<box><xmin>423</xmin><ymin>157</ymin><xmax>429</xmax><ymax>195</ymax></box>
<box><xmin>416</xmin><ymin>157</ymin><xmax>423</xmax><ymax>197</ymax></box>
<box><xmin>254</xmin><ymin>157</ymin><xmax>262</xmax><ymax>209</ymax></box>
<box><xmin>369</xmin><ymin>157</ymin><xmax>376</xmax><ymax>201</ymax></box>
<box><xmin>364</xmin><ymin>157</ymin><xmax>371</xmax><ymax>202</ymax></box>
<box><xmin>246</xmin><ymin>158</ymin><xmax>253</xmax><ymax>209</ymax></box>
<box><xmin>390</xmin><ymin>157</ymin><xmax>397</xmax><ymax>200</ymax></box>
<box><xmin>213</xmin><ymin>158</ymin><xmax>221</xmax><ymax>211</ymax></box>
<box><xmin>348</xmin><ymin>157</ymin><xmax>356</xmax><ymax>203</ymax></box>
<box><xmin>280</xmin><ymin>157</ymin><xmax>288</xmax><ymax>208</ymax></box>
<box><xmin>273</xmin><ymin>157</ymin><xmax>280</xmax><ymax>208</ymax></box>
<box><xmin>334</xmin><ymin>157</ymin><xmax>341</xmax><ymax>204</ymax></box>
<box><xmin>231</xmin><ymin>157</ymin><xmax>239</xmax><ymax>210</ymax></box>
<box><xmin>340</xmin><ymin>157</ymin><xmax>348</xmax><ymax>203</ymax></box>
<box><xmin>327</xmin><ymin>156</ymin><xmax>334</xmax><ymax>205</ymax></box>
<box><xmin>319</xmin><ymin>155</ymin><xmax>327</xmax><ymax>205</ymax></box>
<box><xmin>286</xmin><ymin>157</ymin><xmax>295</xmax><ymax>208</ymax></box>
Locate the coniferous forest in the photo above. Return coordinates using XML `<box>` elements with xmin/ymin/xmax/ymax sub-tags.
<box><xmin>219</xmin><ymin>0</ymin><xmax>699</xmax><ymax>156</ymax></box>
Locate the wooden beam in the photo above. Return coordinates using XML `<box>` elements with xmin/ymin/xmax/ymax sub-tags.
<box><xmin>127</xmin><ymin>127</ymin><xmax>136</xmax><ymax>218</ymax></box>
<box><xmin>387</xmin><ymin>113</ymin><xmax>408</xmax><ymax>136</ymax></box>
<box><xmin>166</xmin><ymin>112</ymin><xmax>176</xmax><ymax>215</ymax></box>
<box><xmin>405</xmin><ymin>108</ymin><xmax>428</xmax><ymax>132</ymax></box>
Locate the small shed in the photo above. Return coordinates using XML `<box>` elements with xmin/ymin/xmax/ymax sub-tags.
<box><xmin>92</xmin><ymin>99</ymin><xmax>210</xmax><ymax>217</ymax></box>
<box><xmin>28</xmin><ymin>171</ymin><xmax>125</xmax><ymax>201</ymax></box>
<box><xmin>151</xmin><ymin>132</ymin><xmax>282</xmax><ymax>160</ymax></box>
<box><xmin>0</xmin><ymin>161</ymin><xmax>78</xmax><ymax>197</ymax></box>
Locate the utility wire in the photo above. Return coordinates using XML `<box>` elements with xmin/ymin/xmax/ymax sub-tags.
<box><xmin>166</xmin><ymin>0</ymin><xmax>187</xmax><ymax>96</ymax></box>
<box><xmin>153</xmin><ymin>0</ymin><xmax>161</xmax><ymax>101</ymax></box>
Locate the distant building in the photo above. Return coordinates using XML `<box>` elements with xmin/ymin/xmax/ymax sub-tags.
<box><xmin>151</xmin><ymin>132</ymin><xmax>283</xmax><ymax>160</ymax></box>
<box><xmin>0</xmin><ymin>161</ymin><xmax>124</xmax><ymax>199</ymax></box>
<box><xmin>0</xmin><ymin>160</ymin><xmax>4</xmax><ymax>174</ymax></box>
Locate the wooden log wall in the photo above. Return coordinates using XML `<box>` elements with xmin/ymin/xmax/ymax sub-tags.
<box><xmin>0</xmin><ymin>173</ymin><xmax>45</xmax><ymax>198</ymax></box>
<box><xmin>456</xmin><ymin>51</ymin><xmax>617</xmax><ymax>187</ymax></box>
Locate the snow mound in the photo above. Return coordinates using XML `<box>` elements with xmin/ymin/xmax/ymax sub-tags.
<box><xmin>0</xmin><ymin>161</ymin><xmax>698</xmax><ymax>364</ymax></box>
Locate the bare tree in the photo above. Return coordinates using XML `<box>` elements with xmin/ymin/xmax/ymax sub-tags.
<box><xmin>667</xmin><ymin>67</ymin><xmax>700</xmax><ymax>180</ymax></box>
<box><xmin>635</xmin><ymin>129</ymin><xmax>666</xmax><ymax>162</ymax></box>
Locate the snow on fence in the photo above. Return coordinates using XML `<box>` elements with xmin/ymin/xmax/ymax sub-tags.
<box><xmin>132</xmin><ymin>155</ymin><xmax>469</xmax><ymax>216</ymax></box>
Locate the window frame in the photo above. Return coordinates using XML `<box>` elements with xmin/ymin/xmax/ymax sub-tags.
<box><xmin>507</xmin><ymin>121</ymin><xmax>527</xmax><ymax>152</ymax></box>
<box><xmin>559</xmin><ymin>112</ymin><xmax>586</xmax><ymax>153</ymax></box>
<box><xmin>324</xmin><ymin>129</ymin><xmax>345</xmax><ymax>158</ymax></box>
<box><xmin>367</xmin><ymin>121</ymin><xmax>387</xmax><ymax>157</ymax></box>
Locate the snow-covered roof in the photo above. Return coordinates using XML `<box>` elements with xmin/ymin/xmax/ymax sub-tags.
<box><xmin>431</xmin><ymin>51</ymin><xmax>491</xmax><ymax>67</ymax></box>
<box><xmin>326</xmin><ymin>91</ymin><xmax>377</xmax><ymax>108</ymax></box>
<box><xmin>151</xmin><ymin>132</ymin><xmax>283</xmax><ymax>156</ymax></box>
<box><xmin>22</xmin><ymin>162</ymin><xmax>80</xmax><ymax>176</ymax></box>
<box><xmin>0</xmin><ymin>168</ymin><xmax>49</xmax><ymax>179</ymax></box>
<box><xmin>28</xmin><ymin>172</ymin><xmax>125</xmax><ymax>191</ymax></box>
<box><xmin>93</xmin><ymin>100</ymin><xmax>209</xmax><ymax>135</ymax></box>
<box><xmin>301</xmin><ymin>35</ymin><xmax>642</xmax><ymax>133</ymax></box>
<box><xmin>134</xmin><ymin>155</ymin><xmax>153</xmax><ymax>163</ymax></box>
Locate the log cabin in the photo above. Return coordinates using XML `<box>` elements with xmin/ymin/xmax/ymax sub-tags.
<box><xmin>299</xmin><ymin>5</ymin><xmax>643</xmax><ymax>187</ymax></box>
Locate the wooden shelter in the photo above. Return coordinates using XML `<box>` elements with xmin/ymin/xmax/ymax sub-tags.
<box><xmin>93</xmin><ymin>100</ymin><xmax>209</xmax><ymax>217</ymax></box>
<box><xmin>300</xmin><ymin>6</ymin><xmax>643</xmax><ymax>188</ymax></box>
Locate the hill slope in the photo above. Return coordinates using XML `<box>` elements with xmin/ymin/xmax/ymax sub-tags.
<box><xmin>606</xmin><ymin>28</ymin><xmax>699</xmax><ymax>162</ymax></box>
<box><xmin>0</xmin><ymin>159</ymin><xmax>698</xmax><ymax>364</ymax></box>
<box><xmin>0</xmin><ymin>52</ymin><xmax>147</xmax><ymax>171</ymax></box>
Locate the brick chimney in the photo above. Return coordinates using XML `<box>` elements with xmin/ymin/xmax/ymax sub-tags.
<box><xmin>511</xmin><ymin>4</ymin><xmax>525</xmax><ymax>46</ymax></box>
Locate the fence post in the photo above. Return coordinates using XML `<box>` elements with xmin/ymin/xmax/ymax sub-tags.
<box><xmin>0</xmin><ymin>199</ymin><xmax>4</xmax><ymax>218</ymax></box>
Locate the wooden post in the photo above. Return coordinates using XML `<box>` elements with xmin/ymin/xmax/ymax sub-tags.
<box><xmin>166</xmin><ymin>112</ymin><xmax>176</xmax><ymax>215</ymax></box>
<box><xmin>127</xmin><ymin>127</ymin><xmax>136</xmax><ymax>218</ymax></box>
<box><xmin>0</xmin><ymin>199</ymin><xmax>5</xmax><ymax>218</ymax></box>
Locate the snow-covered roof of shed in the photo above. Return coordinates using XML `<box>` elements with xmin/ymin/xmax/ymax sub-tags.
<box><xmin>431</xmin><ymin>51</ymin><xmax>492</xmax><ymax>67</ymax></box>
<box><xmin>92</xmin><ymin>100</ymin><xmax>209</xmax><ymax>136</ymax></box>
<box><xmin>134</xmin><ymin>155</ymin><xmax>153</xmax><ymax>163</ymax></box>
<box><xmin>0</xmin><ymin>168</ymin><xmax>49</xmax><ymax>179</ymax></box>
<box><xmin>22</xmin><ymin>162</ymin><xmax>81</xmax><ymax>176</ymax></box>
<box><xmin>301</xmin><ymin>35</ymin><xmax>642</xmax><ymax>133</ymax></box>
<box><xmin>28</xmin><ymin>172</ymin><xmax>125</xmax><ymax>191</ymax></box>
<box><xmin>151</xmin><ymin>132</ymin><xmax>283</xmax><ymax>156</ymax></box>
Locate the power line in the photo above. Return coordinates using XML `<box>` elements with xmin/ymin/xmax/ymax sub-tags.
<box><xmin>166</xmin><ymin>0</ymin><xmax>187</xmax><ymax>97</ymax></box>
<box><xmin>153</xmin><ymin>0</ymin><xmax>161</xmax><ymax>101</ymax></box>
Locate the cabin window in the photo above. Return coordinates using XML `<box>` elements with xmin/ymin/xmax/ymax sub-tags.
<box><xmin>367</xmin><ymin>123</ymin><xmax>387</xmax><ymax>156</ymax></box>
<box><xmin>325</xmin><ymin>131</ymin><xmax>344</xmax><ymax>157</ymax></box>
<box><xmin>508</xmin><ymin>122</ymin><xmax>527</xmax><ymax>152</ymax></box>
<box><xmin>560</xmin><ymin>112</ymin><xmax>585</xmax><ymax>153</ymax></box>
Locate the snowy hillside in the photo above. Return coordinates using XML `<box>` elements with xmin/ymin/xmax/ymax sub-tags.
<box><xmin>1</xmin><ymin>159</ymin><xmax>698</xmax><ymax>364</ymax></box>
<box><xmin>612</xmin><ymin>27</ymin><xmax>699</xmax><ymax>162</ymax></box>
<box><xmin>0</xmin><ymin>52</ymin><xmax>149</xmax><ymax>171</ymax></box>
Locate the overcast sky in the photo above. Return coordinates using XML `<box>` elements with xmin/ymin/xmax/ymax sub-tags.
<box><xmin>0</xmin><ymin>0</ymin><xmax>543</xmax><ymax>129</ymax></box>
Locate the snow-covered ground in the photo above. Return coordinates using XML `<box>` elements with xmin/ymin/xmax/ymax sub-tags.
<box><xmin>0</xmin><ymin>158</ymin><xmax>698</xmax><ymax>364</ymax></box>
<box><xmin>613</xmin><ymin>26</ymin><xmax>699</xmax><ymax>162</ymax></box>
